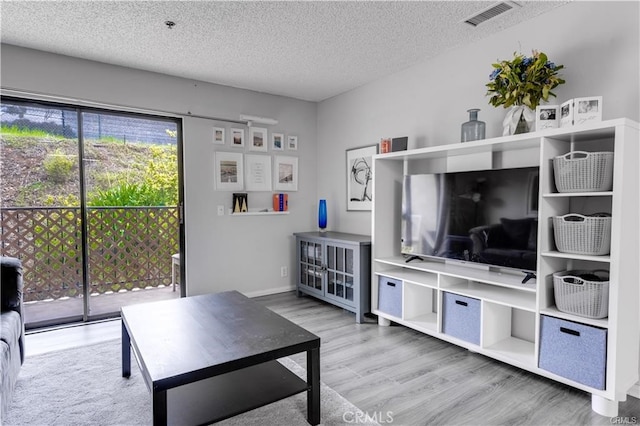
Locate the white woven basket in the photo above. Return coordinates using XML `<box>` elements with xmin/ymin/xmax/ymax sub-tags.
<box><xmin>553</xmin><ymin>270</ymin><xmax>609</xmax><ymax>319</ymax></box>
<box><xmin>553</xmin><ymin>151</ymin><xmax>614</xmax><ymax>192</ymax></box>
<box><xmin>552</xmin><ymin>214</ymin><xmax>611</xmax><ymax>255</ymax></box>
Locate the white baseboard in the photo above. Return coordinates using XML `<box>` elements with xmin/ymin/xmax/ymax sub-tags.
<box><xmin>243</xmin><ymin>285</ymin><xmax>296</xmax><ymax>299</ymax></box>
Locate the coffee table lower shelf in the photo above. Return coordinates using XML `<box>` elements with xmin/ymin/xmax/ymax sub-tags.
<box><xmin>165</xmin><ymin>360</ymin><xmax>310</xmax><ymax>425</ymax></box>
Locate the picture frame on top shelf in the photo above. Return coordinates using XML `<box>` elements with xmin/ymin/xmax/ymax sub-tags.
<box><xmin>346</xmin><ymin>144</ymin><xmax>378</xmax><ymax>211</ymax></box>
<box><xmin>272</xmin><ymin>133</ymin><xmax>284</xmax><ymax>151</ymax></box>
<box><xmin>536</xmin><ymin>105</ymin><xmax>560</xmax><ymax>131</ymax></box>
<box><xmin>574</xmin><ymin>96</ymin><xmax>603</xmax><ymax>126</ymax></box>
<box><xmin>274</xmin><ymin>155</ymin><xmax>298</xmax><ymax>191</ymax></box>
<box><xmin>560</xmin><ymin>99</ymin><xmax>574</xmax><ymax>127</ymax></box>
<box><xmin>244</xmin><ymin>154</ymin><xmax>272</xmax><ymax>191</ymax></box>
<box><xmin>249</xmin><ymin>127</ymin><xmax>268</xmax><ymax>152</ymax></box>
<box><xmin>231</xmin><ymin>128</ymin><xmax>245</xmax><ymax>148</ymax></box>
<box><xmin>213</xmin><ymin>127</ymin><xmax>225</xmax><ymax>145</ymax></box>
<box><xmin>214</xmin><ymin>151</ymin><xmax>244</xmax><ymax>191</ymax></box>
<box><xmin>287</xmin><ymin>135</ymin><xmax>298</xmax><ymax>151</ymax></box>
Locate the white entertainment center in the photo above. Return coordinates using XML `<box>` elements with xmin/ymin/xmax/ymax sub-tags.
<box><xmin>371</xmin><ymin>118</ymin><xmax>639</xmax><ymax>416</ymax></box>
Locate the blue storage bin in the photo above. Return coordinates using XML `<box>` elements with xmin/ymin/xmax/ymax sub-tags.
<box><xmin>378</xmin><ymin>276</ymin><xmax>402</xmax><ymax>318</ymax></box>
<box><xmin>442</xmin><ymin>292</ymin><xmax>481</xmax><ymax>345</ymax></box>
<box><xmin>539</xmin><ymin>315</ymin><xmax>607</xmax><ymax>390</ymax></box>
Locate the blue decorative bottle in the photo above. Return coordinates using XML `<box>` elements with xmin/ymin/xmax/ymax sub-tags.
<box><xmin>318</xmin><ymin>199</ymin><xmax>327</xmax><ymax>231</ymax></box>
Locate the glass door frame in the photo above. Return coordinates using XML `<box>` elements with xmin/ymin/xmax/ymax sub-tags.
<box><xmin>1</xmin><ymin>95</ymin><xmax>186</xmax><ymax>326</ymax></box>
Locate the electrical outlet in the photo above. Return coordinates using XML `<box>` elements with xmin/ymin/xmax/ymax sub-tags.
<box><xmin>217</xmin><ymin>205</ymin><xmax>225</xmax><ymax>216</ymax></box>
<box><xmin>280</xmin><ymin>266</ymin><xmax>288</xmax><ymax>277</ymax></box>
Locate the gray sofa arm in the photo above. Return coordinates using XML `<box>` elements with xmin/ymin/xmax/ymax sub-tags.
<box><xmin>1</xmin><ymin>256</ymin><xmax>25</xmax><ymax>364</ymax></box>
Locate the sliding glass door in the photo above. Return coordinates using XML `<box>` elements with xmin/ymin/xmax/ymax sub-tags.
<box><xmin>0</xmin><ymin>97</ymin><xmax>184</xmax><ymax>328</ymax></box>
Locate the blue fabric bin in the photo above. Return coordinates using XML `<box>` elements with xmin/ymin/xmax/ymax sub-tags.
<box><xmin>539</xmin><ymin>315</ymin><xmax>607</xmax><ymax>390</ymax></box>
<box><xmin>378</xmin><ymin>276</ymin><xmax>402</xmax><ymax>318</ymax></box>
<box><xmin>442</xmin><ymin>292</ymin><xmax>481</xmax><ymax>345</ymax></box>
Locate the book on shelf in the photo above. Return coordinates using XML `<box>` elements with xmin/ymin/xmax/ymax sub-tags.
<box><xmin>272</xmin><ymin>193</ymin><xmax>288</xmax><ymax>212</ymax></box>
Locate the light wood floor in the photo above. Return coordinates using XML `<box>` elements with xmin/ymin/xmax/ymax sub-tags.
<box><xmin>25</xmin><ymin>291</ymin><xmax>640</xmax><ymax>425</ymax></box>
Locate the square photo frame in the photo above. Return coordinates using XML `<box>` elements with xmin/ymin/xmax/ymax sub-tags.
<box><xmin>272</xmin><ymin>133</ymin><xmax>284</xmax><ymax>151</ymax></box>
<box><xmin>213</xmin><ymin>127</ymin><xmax>225</xmax><ymax>145</ymax></box>
<box><xmin>231</xmin><ymin>128</ymin><xmax>245</xmax><ymax>148</ymax></box>
<box><xmin>274</xmin><ymin>155</ymin><xmax>298</xmax><ymax>191</ymax></box>
<box><xmin>574</xmin><ymin>96</ymin><xmax>603</xmax><ymax>126</ymax></box>
<box><xmin>214</xmin><ymin>151</ymin><xmax>244</xmax><ymax>191</ymax></box>
<box><xmin>346</xmin><ymin>144</ymin><xmax>377</xmax><ymax>211</ymax></box>
<box><xmin>536</xmin><ymin>105</ymin><xmax>560</xmax><ymax>131</ymax></box>
<box><xmin>249</xmin><ymin>127</ymin><xmax>268</xmax><ymax>152</ymax></box>
<box><xmin>287</xmin><ymin>135</ymin><xmax>298</xmax><ymax>151</ymax></box>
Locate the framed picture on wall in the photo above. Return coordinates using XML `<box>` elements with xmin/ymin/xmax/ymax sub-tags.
<box><xmin>249</xmin><ymin>127</ymin><xmax>268</xmax><ymax>152</ymax></box>
<box><xmin>272</xmin><ymin>133</ymin><xmax>284</xmax><ymax>151</ymax></box>
<box><xmin>214</xmin><ymin>152</ymin><xmax>244</xmax><ymax>191</ymax></box>
<box><xmin>287</xmin><ymin>135</ymin><xmax>298</xmax><ymax>151</ymax></box>
<box><xmin>213</xmin><ymin>127</ymin><xmax>225</xmax><ymax>145</ymax></box>
<box><xmin>346</xmin><ymin>144</ymin><xmax>378</xmax><ymax>211</ymax></box>
<box><xmin>274</xmin><ymin>155</ymin><xmax>298</xmax><ymax>191</ymax></box>
<box><xmin>231</xmin><ymin>128</ymin><xmax>245</xmax><ymax>148</ymax></box>
<box><xmin>244</xmin><ymin>154</ymin><xmax>272</xmax><ymax>191</ymax></box>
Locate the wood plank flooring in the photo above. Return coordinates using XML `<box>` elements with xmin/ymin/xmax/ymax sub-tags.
<box><xmin>25</xmin><ymin>291</ymin><xmax>640</xmax><ymax>425</ymax></box>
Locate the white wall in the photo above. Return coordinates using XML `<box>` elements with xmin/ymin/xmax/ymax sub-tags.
<box><xmin>1</xmin><ymin>44</ymin><xmax>318</xmax><ymax>297</ymax></box>
<box><xmin>317</xmin><ymin>1</ymin><xmax>640</xmax><ymax>236</ymax></box>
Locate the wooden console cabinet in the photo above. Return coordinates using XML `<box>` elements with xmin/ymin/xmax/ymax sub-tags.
<box><xmin>371</xmin><ymin>119</ymin><xmax>639</xmax><ymax>416</ymax></box>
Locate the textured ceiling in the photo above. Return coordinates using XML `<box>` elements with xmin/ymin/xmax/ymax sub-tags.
<box><xmin>1</xmin><ymin>1</ymin><xmax>568</xmax><ymax>102</ymax></box>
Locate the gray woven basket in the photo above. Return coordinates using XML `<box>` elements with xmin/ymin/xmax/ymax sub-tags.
<box><xmin>553</xmin><ymin>270</ymin><xmax>609</xmax><ymax>319</ymax></box>
<box><xmin>553</xmin><ymin>151</ymin><xmax>614</xmax><ymax>192</ymax></box>
<box><xmin>552</xmin><ymin>214</ymin><xmax>611</xmax><ymax>255</ymax></box>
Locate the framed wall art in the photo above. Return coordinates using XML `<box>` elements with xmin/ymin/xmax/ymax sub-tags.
<box><xmin>244</xmin><ymin>154</ymin><xmax>272</xmax><ymax>191</ymax></box>
<box><xmin>231</xmin><ymin>128</ymin><xmax>245</xmax><ymax>148</ymax></box>
<box><xmin>214</xmin><ymin>152</ymin><xmax>244</xmax><ymax>191</ymax></box>
<box><xmin>287</xmin><ymin>135</ymin><xmax>298</xmax><ymax>151</ymax></box>
<box><xmin>274</xmin><ymin>155</ymin><xmax>298</xmax><ymax>191</ymax></box>
<box><xmin>249</xmin><ymin>127</ymin><xmax>268</xmax><ymax>152</ymax></box>
<box><xmin>213</xmin><ymin>127</ymin><xmax>225</xmax><ymax>145</ymax></box>
<box><xmin>272</xmin><ymin>133</ymin><xmax>284</xmax><ymax>151</ymax></box>
<box><xmin>346</xmin><ymin>144</ymin><xmax>377</xmax><ymax>211</ymax></box>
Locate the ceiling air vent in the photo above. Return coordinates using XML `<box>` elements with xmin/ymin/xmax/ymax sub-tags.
<box><xmin>463</xmin><ymin>1</ymin><xmax>521</xmax><ymax>27</ymax></box>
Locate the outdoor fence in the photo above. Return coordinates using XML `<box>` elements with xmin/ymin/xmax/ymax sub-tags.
<box><xmin>1</xmin><ymin>206</ymin><xmax>179</xmax><ymax>302</ymax></box>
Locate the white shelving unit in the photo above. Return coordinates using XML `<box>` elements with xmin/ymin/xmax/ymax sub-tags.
<box><xmin>371</xmin><ymin>119</ymin><xmax>639</xmax><ymax>416</ymax></box>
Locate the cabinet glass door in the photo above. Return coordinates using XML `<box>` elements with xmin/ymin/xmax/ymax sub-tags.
<box><xmin>326</xmin><ymin>244</ymin><xmax>355</xmax><ymax>304</ymax></box>
<box><xmin>299</xmin><ymin>240</ymin><xmax>323</xmax><ymax>293</ymax></box>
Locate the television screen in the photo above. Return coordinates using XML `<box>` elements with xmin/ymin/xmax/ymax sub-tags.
<box><xmin>401</xmin><ymin>167</ymin><xmax>539</xmax><ymax>272</ymax></box>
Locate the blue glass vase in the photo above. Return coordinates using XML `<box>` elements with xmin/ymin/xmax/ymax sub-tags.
<box><xmin>318</xmin><ymin>199</ymin><xmax>327</xmax><ymax>231</ymax></box>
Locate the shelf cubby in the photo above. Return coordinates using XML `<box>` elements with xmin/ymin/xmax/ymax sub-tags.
<box><xmin>403</xmin><ymin>284</ymin><xmax>438</xmax><ymax>333</ymax></box>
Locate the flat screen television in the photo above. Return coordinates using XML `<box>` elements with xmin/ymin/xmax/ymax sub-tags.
<box><xmin>401</xmin><ymin>166</ymin><xmax>539</xmax><ymax>275</ymax></box>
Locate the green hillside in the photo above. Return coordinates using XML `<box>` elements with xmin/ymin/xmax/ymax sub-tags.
<box><xmin>1</xmin><ymin>133</ymin><xmax>178</xmax><ymax>208</ymax></box>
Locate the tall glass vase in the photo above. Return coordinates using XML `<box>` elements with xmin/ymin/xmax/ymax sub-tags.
<box><xmin>318</xmin><ymin>199</ymin><xmax>327</xmax><ymax>231</ymax></box>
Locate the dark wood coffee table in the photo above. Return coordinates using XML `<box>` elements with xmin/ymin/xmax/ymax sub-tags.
<box><xmin>121</xmin><ymin>291</ymin><xmax>320</xmax><ymax>425</ymax></box>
